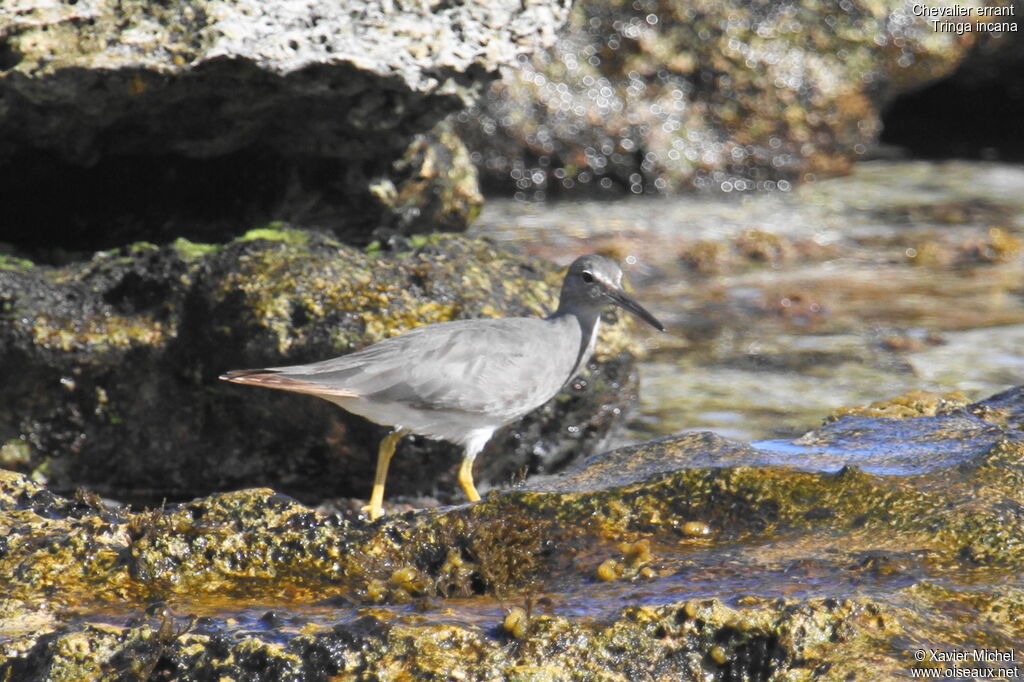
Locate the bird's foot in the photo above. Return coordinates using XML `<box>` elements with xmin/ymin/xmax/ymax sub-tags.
<box><xmin>360</xmin><ymin>502</ymin><xmax>384</xmax><ymax>521</ymax></box>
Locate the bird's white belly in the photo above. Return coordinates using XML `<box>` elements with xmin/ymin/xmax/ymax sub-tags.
<box><xmin>328</xmin><ymin>395</ymin><xmax>505</xmax><ymax>446</ymax></box>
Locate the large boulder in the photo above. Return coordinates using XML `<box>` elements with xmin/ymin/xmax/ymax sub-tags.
<box><xmin>0</xmin><ymin>232</ymin><xmax>649</xmax><ymax>507</ymax></box>
<box><xmin>0</xmin><ymin>0</ymin><xmax>570</xmax><ymax>249</ymax></box>
<box><xmin>459</xmin><ymin>0</ymin><xmax>1015</xmax><ymax>196</ymax></box>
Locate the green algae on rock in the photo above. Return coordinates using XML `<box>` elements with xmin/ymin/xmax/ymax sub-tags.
<box><xmin>0</xmin><ymin>233</ymin><xmax>647</xmax><ymax>507</ymax></box>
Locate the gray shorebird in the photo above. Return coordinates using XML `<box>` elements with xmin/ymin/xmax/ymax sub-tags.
<box><xmin>221</xmin><ymin>254</ymin><xmax>664</xmax><ymax>520</ymax></box>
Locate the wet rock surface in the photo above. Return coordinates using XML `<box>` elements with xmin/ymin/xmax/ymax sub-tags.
<box><xmin>1</xmin><ymin>386</ymin><xmax>1023</xmax><ymax>679</ymax></box>
<box><xmin>0</xmin><ymin>0</ymin><xmax>569</xmax><ymax>248</ymax></box>
<box><xmin>0</xmin><ymin>233</ymin><xmax>645</xmax><ymax>507</ymax></box>
<box><xmin>460</xmin><ymin>0</ymin><xmax>1014</xmax><ymax>196</ymax></box>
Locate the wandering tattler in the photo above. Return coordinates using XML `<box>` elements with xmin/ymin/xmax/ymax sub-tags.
<box><xmin>221</xmin><ymin>254</ymin><xmax>664</xmax><ymax>520</ymax></box>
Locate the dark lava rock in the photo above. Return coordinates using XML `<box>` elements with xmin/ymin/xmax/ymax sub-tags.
<box><xmin>459</xmin><ymin>0</ymin><xmax>1008</xmax><ymax>197</ymax></box>
<box><xmin>974</xmin><ymin>385</ymin><xmax>1024</xmax><ymax>431</ymax></box>
<box><xmin>0</xmin><ymin>232</ymin><xmax>647</xmax><ymax>506</ymax></box>
<box><xmin>0</xmin><ymin>0</ymin><xmax>570</xmax><ymax>249</ymax></box>
<box><xmin>1</xmin><ymin>386</ymin><xmax>1024</xmax><ymax>678</ymax></box>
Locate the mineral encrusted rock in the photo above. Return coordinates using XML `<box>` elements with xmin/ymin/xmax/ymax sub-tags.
<box><xmin>0</xmin><ymin>233</ymin><xmax>646</xmax><ymax>506</ymax></box>
<box><xmin>0</xmin><ymin>0</ymin><xmax>570</xmax><ymax>247</ymax></box>
<box><xmin>460</xmin><ymin>0</ymin><xmax>1010</xmax><ymax>196</ymax></box>
<box><xmin>0</xmin><ymin>387</ymin><xmax>1023</xmax><ymax>679</ymax></box>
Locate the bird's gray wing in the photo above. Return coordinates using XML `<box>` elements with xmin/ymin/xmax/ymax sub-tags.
<box><xmin>272</xmin><ymin>318</ymin><xmax>580</xmax><ymax>418</ymax></box>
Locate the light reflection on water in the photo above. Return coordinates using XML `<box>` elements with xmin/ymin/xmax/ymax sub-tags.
<box><xmin>59</xmin><ymin>545</ymin><xmax>1020</xmax><ymax>644</ymax></box>
<box><xmin>748</xmin><ymin>439</ymin><xmax>954</xmax><ymax>477</ymax></box>
<box><xmin>471</xmin><ymin>160</ymin><xmax>1024</xmax><ymax>444</ymax></box>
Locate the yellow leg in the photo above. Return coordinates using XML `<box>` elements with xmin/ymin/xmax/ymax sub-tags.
<box><xmin>457</xmin><ymin>456</ymin><xmax>481</xmax><ymax>502</ymax></box>
<box><xmin>363</xmin><ymin>428</ymin><xmax>407</xmax><ymax>521</ymax></box>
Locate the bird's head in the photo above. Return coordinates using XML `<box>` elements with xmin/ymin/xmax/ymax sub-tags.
<box><xmin>560</xmin><ymin>254</ymin><xmax>665</xmax><ymax>331</ymax></box>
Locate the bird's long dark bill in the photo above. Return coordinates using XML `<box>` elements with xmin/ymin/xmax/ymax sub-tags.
<box><xmin>609</xmin><ymin>289</ymin><xmax>665</xmax><ymax>331</ymax></box>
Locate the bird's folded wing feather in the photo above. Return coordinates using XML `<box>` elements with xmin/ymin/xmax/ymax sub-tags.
<box><xmin>271</xmin><ymin>318</ymin><xmax>580</xmax><ymax>418</ymax></box>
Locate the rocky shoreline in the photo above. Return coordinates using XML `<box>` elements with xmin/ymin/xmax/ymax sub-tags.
<box><xmin>1</xmin><ymin>386</ymin><xmax>1023</xmax><ymax>678</ymax></box>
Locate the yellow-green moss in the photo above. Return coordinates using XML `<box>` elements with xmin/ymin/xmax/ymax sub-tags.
<box><xmin>0</xmin><ymin>440</ymin><xmax>32</xmax><ymax>469</ymax></box>
<box><xmin>237</xmin><ymin>226</ymin><xmax>310</xmax><ymax>246</ymax></box>
<box><xmin>171</xmin><ymin>237</ymin><xmax>220</xmax><ymax>261</ymax></box>
<box><xmin>0</xmin><ymin>254</ymin><xmax>34</xmax><ymax>271</ymax></box>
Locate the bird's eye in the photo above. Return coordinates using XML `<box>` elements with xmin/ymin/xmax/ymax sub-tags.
<box><xmin>581</xmin><ymin>271</ymin><xmax>594</xmax><ymax>283</ymax></box>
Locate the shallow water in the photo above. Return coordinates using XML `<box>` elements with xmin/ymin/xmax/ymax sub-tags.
<box><xmin>57</xmin><ymin>537</ymin><xmax>1024</xmax><ymax>647</ymax></box>
<box><xmin>471</xmin><ymin>160</ymin><xmax>1024</xmax><ymax>446</ymax></box>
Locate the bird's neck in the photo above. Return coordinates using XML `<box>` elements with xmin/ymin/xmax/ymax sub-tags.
<box><xmin>549</xmin><ymin>307</ymin><xmax>601</xmax><ymax>380</ymax></box>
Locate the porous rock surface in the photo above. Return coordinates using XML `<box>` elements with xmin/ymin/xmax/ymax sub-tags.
<box><xmin>0</xmin><ymin>0</ymin><xmax>569</xmax><ymax>248</ymax></box>
<box><xmin>0</xmin><ymin>387</ymin><xmax>1023</xmax><ymax>679</ymax></box>
<box><xmin>460</xmin><ymin>0</ymin><xmax>1014</xmax><ymax>196</ymax></box>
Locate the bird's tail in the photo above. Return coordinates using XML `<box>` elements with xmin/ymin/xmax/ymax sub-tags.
<box><xmin>220</xmin><ymin>368</ymin><xmax>358</xmax><ymax>398</ymax></box>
